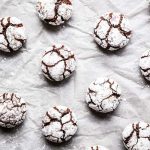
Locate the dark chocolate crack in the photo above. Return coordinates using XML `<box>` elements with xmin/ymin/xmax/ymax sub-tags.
<box><xmin>141</xmin><ymin>51</ymin><xmax>150</xmax><ymax>59</ymax></box>
<box><xmin>91</xmin><ymin>146</ymin><xmax>99</xmax><ymax>150</ymax></box>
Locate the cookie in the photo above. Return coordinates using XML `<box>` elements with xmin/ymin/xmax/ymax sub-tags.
<box><xmin>94</xmin><ymin>12</ymin><xmax>132</xmax><ymax>51</ymax></box>
<box><xmin>86</xmin><ymin>77</ymin><xmax>121</xmax><ymax>113</ymax></box>
<box><xmin>86</xmin><ymin>145</ymin><xmax>109</xmax><ymax>150</ymax></box>
<box><xmin>139</xmin><ymin>50</ymin><xmax>150</xmax><ymax>81</ymax></box>
<box><xmin>36</xmin><ymin>0</ymin><xmax>73</xmax><ymax>25</ymax></box>
<box><xmin>0</xmin><ymin>17</ymin><xmax>26</xmax><ymax>52</ymax></box>
<box><xmin>122</xmin><ymin>121</ymin><xmax>150</xmax><ymax>150</ymax></box>
<box><xmin>0</xmin><ymin>93</ymin><xmax>27</xmax><ymax>128</ymax></box>
<box><xmin>42</xmin><ymin>105</ymin><xmax>78</xmax><ymax>143</ymax></box>
<box><xmin>41</xmin><ymin>44</ymin><xmax>76</xmax><ymax>82</ymax></box>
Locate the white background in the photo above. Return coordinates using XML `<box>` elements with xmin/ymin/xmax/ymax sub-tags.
<box><xmin>0</xmin><ymin>0</ymin><xmax>150</xmax><ymax>149</ymax></box>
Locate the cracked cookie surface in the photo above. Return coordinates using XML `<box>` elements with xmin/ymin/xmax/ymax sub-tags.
<box><xmin>122</xmin><ymin>121</ymin><xmax>150</xmax><ymax>150</ymax></box>
<box><xmin>0</xmin><ymin>93</ymin><xmax>27</xmax><ymax>128</ymax></box>
<box><xmin>42</xmin><ymin>105</ymin><xmax>78</xmax><ymax>143</ymax></box>
<box><xmin>41</xmin><ymin>44</ymin><xmax>76</xmax><ymax>82</ymax></box>
<box><xmin>86</xmin><ymin>145</ymin><xmax>109</xmax><ymax>150</ymax></box>
<box><xmin>139</xmin><ymin>50</ymin><xmax>150</xmax><ymax>81</ymax></box>
<box><xmin>86</xmin><ymin>77</ymin><xmax>121</xmax><ymax>113</ymax></box>
<box><xmin>0</xmin><ymin>17</ymin><xmax>26</xmax><ymax>52</ymax></box>
<box><xmin>94</xmin><ymin>12</ymin><xmax>132</xmax><ymax>51</ymax></box>
<box><xmin>36</xmin><ymin>0</ymin><xmax>73</xmax><ymax>25</ymax></box>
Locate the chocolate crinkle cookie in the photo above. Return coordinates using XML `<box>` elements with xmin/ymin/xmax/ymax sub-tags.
<box><xmin>42</xmin><ymin>106</ymin><xmax>78</xmax><ymax>143</ymax></box>
<box><xmin>36</xmin><ymin>0</ymin><xmax>73</xmax><ymax>25</ymax></box>
<box><xmin>94</xmin><ymin>12</ymin><xmax>132</xmax><ymax>51</ymax></box>
<box><xmin>0</xmin><ymin>17</ymin><xmax>26</xmax><ymax>52</ymax></box>
<box><xmin>86</xmin><ymin>145</ymin><xmax>109</xmax><ymax>150</ymax></box>
<box><xmin>122</xmin><ymin>121</ymin><xmax>150</xmax><ymax>150</ymax></box>
<box><xmin>0</xmin><ymin>93</ymin><xmax>27</xmax><ymax>128</ymax></box>
<box><xmin>41</xmin><ymin>44</ymin><xmax>76</xmax><ymax>82</ymax></box>
<box><xmin>86</xmin><ymin>77</ymin><xmax>121</xmax><ymax>113</ymax></box>
<box><xmin>139</xmin><ymin>50</ymin><xmax>150</xmax><ymax>81</ymax></box>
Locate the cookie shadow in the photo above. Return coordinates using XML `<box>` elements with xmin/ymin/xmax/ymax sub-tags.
<box><xmin>94</xmin><ymin>40</ymin><xmax>130</xmax><ymax>56</ymax></box>
<box><xmin>0</xmin><ymin>39</ymin><xmax>27</xmax><ymax>58</ymax></box>
<box><xmin>148</xmin><ymin>2</ymin><xmax>150</xmax><ymax>15</ymax></box>
<box><xmin>42</xmin><ymin>71</ymin><xmax>76</xmax><ymax>87</ymax></box>
<box><xmin>41</xmin><ymin>18</ymin><xmax>72</xmax><ymax>33</ymax></box>
<box><xmin>138</xmin><ymin>67</ymin><xmax>150</xmax><ymax>85</ymax></box>
<box><xmin>119</xmin><ymin>140</ymin><xmax>126</xmax><ymax>150</ymax></box>
<box><xmin>0</xmin><ymin>43</ymin><xmax>28</xmax><ymax>58</ymax></box>
<box><xmin>0</xmin><ymin>50</ymin><xmax>23</xmax><ymax>58</ymax></box>
<box><xmin>140</xmin><ymin>75</ymin><xmax>150</xmax><ymax>85</ymax></box>
<box><xmin>43</xmin><ymin>135</ymin><xmax>75</xmax><ymax>148</ymax></box>
<box><xmin>0</xmin><ymin>121</ymin><xmax>25</xmax><ymax>135</ymax></box>
<box><xmin>88</xmin><ymin>105</ymin><xmax>120</xmax><ymax>120</ymax></box>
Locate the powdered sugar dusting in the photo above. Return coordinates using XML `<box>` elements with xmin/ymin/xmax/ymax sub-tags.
<box><xmin>0</xmin><ymin>17</ymin><xmax>26</xmax><ymax>52</ymax></box>
<box><xmin>42</xmin><ymin>105</ymin><xmax>78</xmax><ymax>143</ymax></box>
<box><xmin>41</xmin><ymin>44</ymin><xmax>76</xmax><ymax>82</ymax></box>
<box><xmin>86</xmin><ymin>77</ymin><xmax>121</xmax><ymax>113</ymax></box>
<box><xmin>94</xmin><ymin>12</ymin><xmax>132</xmax><ymax>51</ymax></box>
<box><xmin>0</xmin><ymin>93</ymin><xmax>26</xmax><ymax>128</ymax></box>
<box><xmin>122</xmin><ymin>121</ymin><xmax>150</xmax><ymax>150</ymax></box>
<box><xmin>36</xmin><ymin>0</ymin><xmax>73</xmax><ymax>25</ymax></box>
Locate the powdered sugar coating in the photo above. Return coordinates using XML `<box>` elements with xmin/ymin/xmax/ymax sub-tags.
<box><xmin>42</xmin><ymin>105</ymin><xmax>78</xmax><ymax>143</ymax></box>
<box><xmin>36</xmin><ymin>0</ymin><xmax>73</xmax><ymax>25</ymax></box>
<box><xmin>122</xmin><ymin>121</ymin><xmax>150</xmax><ymax>150</ymax></box>
<box><xmin>86</xmin><ymin>145</ymin><xmax>109</xmax><ymax>150</ymax></box>
<box><xmin>86</xmin><ymin>77</ymin><xmax>121</xmax><ymax>113</ymax></box>
<box><xmin>94</xmin><ymin>12</ymin><xmax>132</xmax><ymax>51</ymax></box>
<box><xmin>0</xmin><ymin>93</ymin><xmax>26</xmax><ymax>128</ymax></box>
<box><xmin>0</xmin><ymin>17</ymin><xmax>26</xmax><ymax>52</ymax></box>
<box><xmin>41</xmin><ymin>44</ymin><xmax>76</xmax><ymax>82</ymax></box>
<box><xmin>139</xmin><ymin>50</ymin><xmax>150</xmax><ymax>81</ymax></box>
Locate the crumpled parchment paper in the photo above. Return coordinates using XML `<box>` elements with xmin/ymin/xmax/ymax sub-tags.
<box><xmin>0</xmin><ymin>0</ymin><xmax>150</xmax><ymax>149</ymax></box>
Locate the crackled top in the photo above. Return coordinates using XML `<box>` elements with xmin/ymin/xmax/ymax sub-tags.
<box><xmin>36</xmin><ymin>0</ymin><xmax>73</xmax><ymax>25</ymax></box>
<box><xmin>0</xmin><ymin>93</ymin><xmax>27</xmax><ymax>128</ymax></box>
<box><xmin>94</xmin><ymin>12</ymin><xmax>132</xmax><ymax>51</ymax></box>
<box><xmin>0</xmin><ymin>17</ymin><xmax>26</xmax><ymax>52</ymax></box>
<box><xmin>86</xmin><ymin>145</ymin><xmax>109</xmax><ymax>150</ymax></box>
<box><xmin>86</xmin><ymin>77</ymin><xmax>121</xmax><ymax>113</ymax></box>
<box><xmin>122</xmin><ymin>121</ymin><xmax>150</xmax><ymax>150</ymax></box>
<box><xmin>41</xmin><ymin>44</ymin><xmax>76</xmax><ymax>82</ymax></box>
<box><xmin>139</xmin><ymin>50</ymin><xmax>150</xmax><ymax>81</ymax></box>
<box><xmin>42</xmin><ymin>105</ymin><xmax>78</xmax><ymax>143</ymax></box>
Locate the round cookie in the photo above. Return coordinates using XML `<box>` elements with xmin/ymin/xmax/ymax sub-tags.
<box><xmin>36</xmin><ymin>0</ymin><xmax>73</xmax><ymax>26</ymax></box>
<box><xmin>86</xmin><ymin>77</ymin><xmax>121</xmax><ymax>113</ymax></box>
<box><xmin>0</xmin><ymin>93</ymin><xmax>27</xmax><ymax>128</ymax></box>
<box><xmin>94</xmin><ymin>12</ymin><xmax>132</xmax><ymax>51</ymax></box>
<box><xmin>86</xmin><ymin>145</ymin><xmax>109</xmax><ymax>150</ymax></box>
<box><xmin>122</xmin><ymin>121</ymin><xmax>150</xmax><ymax>150</ymax></box>
<box><xmin>139</xmin><ymin>50</ymin><xmax>150</xmax><ymax>81</ymax></box>
<box><xmin>42</xmin><ymin>105</ymin><xmax>78</xmax><ymax>143</ymax></box>
<box><xmin>41</xmin><ymin>44</ymin><xmax>76</xmax><ymax>82</ymax></box>
<box><xmin>0</xmin><ymin>17</ymin><xmax>26</xmax><ymax>52</ymax></box>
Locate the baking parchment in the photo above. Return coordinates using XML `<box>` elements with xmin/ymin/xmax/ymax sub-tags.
<box><xmin>0</xmin><ymin>0</ymin><xmax>150</xmax><ymax>149</ymax></box>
